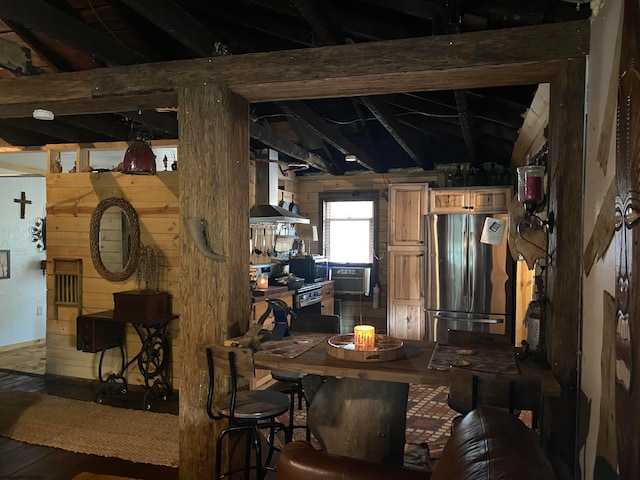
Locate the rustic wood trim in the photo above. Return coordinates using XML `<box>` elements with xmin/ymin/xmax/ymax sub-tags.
<box><xmin>0</xmin><ymin>20</ymin><xmax>588</xmax><ymax>113</ymax></box>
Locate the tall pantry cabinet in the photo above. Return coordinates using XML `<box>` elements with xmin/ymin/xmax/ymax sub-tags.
<box><xmin>387</xmin><ymin>184</ymin><xmax>429</xmax><ymax>340</ymax></box>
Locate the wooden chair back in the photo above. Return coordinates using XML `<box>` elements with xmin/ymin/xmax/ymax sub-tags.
<box><xmin>211</xmin><ymin>345</ymin><xmax>255</xmax><ymax>379</ymax></box>
<box><xmin>448</xmin><ymin>366</ymin><xmax>541</xmax><ymax>414</ymax></box>
<box><xmin>292</xmin><ymin>313</ymin><xmax>341</xmax><ymax>334</ymax></box>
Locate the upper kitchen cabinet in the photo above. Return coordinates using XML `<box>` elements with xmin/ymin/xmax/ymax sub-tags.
<box><xmin>429</xmin><ymin>187</ymin><xmax>512</xmax><ymax>214</ymax></box>
<box><xmin>388</xmin><ymin>184</ymin><xmax>429</xmax><ymax>247</ymax></box>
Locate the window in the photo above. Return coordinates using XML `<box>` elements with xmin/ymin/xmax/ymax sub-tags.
<box><xmin>322</xmin><ymin>196</ymin><xmax>376</xmax><ymax>263</ymax></box>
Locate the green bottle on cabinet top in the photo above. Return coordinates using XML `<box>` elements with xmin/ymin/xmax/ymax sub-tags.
<box><xmin>465</xmin><ymin>166</ymin><xmax>476</xmax><ymax>186</ymax></box>
<box><xmin>500</xmin><ymin>165</ymin><xmax>511</xmax><ymax>185</ymax></box>
<box><xmin>452</xmin><ymin>165</ymin><xmax>464</xmax><ymax>187</ymax></box>
<box><xmin>488</xmin><ymin>163</ymin><xmax>499</xmax><ymax>185</ymax></box>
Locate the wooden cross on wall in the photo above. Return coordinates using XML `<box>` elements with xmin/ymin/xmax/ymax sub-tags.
<box><xmin>14</xmin><ymin>191</ymin><xmax>32</xmax><ymax>219</ymax></box>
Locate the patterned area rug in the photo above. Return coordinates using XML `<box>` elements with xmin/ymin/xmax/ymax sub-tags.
<box><xmin>275</xmin><ymin>383</ymin><xmax>457</xmax><ymax>467</ymax></box>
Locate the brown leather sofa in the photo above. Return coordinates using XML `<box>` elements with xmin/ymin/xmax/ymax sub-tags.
<box><xmin>276</xmin><ymin>407</ymin><xmax>556</xmax><ymax>480</ymax></box>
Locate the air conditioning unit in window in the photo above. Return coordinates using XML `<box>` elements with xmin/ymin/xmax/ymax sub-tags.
<box><xmin>330</xmin><ymin>266</ymin><xmax>372</xmax><ymax>295</ymax></box>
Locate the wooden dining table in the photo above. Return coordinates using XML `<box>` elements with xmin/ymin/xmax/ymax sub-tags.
<box><xmin>247</xmin><ymin>333</ymin><xmax>560</xmax><ymax>465</ymax></box>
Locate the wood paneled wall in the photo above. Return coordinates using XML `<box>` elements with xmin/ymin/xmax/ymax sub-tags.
<box><xmin>45</xmin><ymin>172</ymin><xmax>181</xmax><ymax>388</ymax></box>
<box><xmin>295</xmin><ymin>169</ymin><xmax>437</xmax><ymax>326</ymax></box>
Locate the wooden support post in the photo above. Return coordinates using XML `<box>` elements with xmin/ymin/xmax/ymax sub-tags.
<box><xmin>178</xmin><ymin>83</ymin><xmax>249</xmax><ymax>479</ymax></box>
<box><xmin>546</xmin><ymin>57</ymin><xmax>586</xmax><ymax>474</ymax></box>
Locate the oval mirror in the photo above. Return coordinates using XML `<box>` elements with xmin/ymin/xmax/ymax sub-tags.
<box><xmin>90</xmin><ymin>197</ymin><xmax>141</xmax><ymax>282</ymax></box>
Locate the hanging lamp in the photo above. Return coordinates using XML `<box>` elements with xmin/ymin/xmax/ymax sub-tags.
<box><xmin>123</xmin><ymin>135</ymin><xmax>157</xmax><ymax>175</ymax></box>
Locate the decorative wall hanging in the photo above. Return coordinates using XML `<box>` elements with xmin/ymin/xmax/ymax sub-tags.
<box><xmin>30</xmin><ymin>217</ymin><xmax>46</xmax><ymax>252</ymax></box>
<box><xmin>0</xmin><ymin>250</ymin><xmax>9</xmax><ymax>279</ymax></box>
<box><xmin>13</xmin><ymin>192</ymin><xmax>32</xmax><ymax>219</ymax></box>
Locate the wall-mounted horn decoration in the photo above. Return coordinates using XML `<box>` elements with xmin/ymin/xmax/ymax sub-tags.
<box><xmin>187</xmin><ymin>218</ymin><xmax>225</xmax><ymax>262</ymax></box>
<box><xmin>30</xmin><ymin>217</ymin><xmax>46</xmax><ymax>251</ymax></box>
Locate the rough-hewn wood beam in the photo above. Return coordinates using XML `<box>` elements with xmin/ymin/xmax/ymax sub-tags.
<box><xmin>0</xmin><ymin>20</ymin><xmax>589</xmax><ymax>113</ymax></box>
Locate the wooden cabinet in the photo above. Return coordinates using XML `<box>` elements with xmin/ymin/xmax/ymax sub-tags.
<box><xmin>429</xmin><ymin>187</ymin><xmax>512</xmax><ymax>214</ymax></box>
<box><xmin>321</xmin><ymin>282</ymin><xmax>335</xmax><ymax>315</ymax></box>
<box><xmin>387</xmin><ymin>251</ymin><xmax>425</xmax><ymax>339</ymax></box>
<box><xmin>387</xmin><ymin>183</ymin><xmax>428</xmax><ymax>340</ymax></box>
<box><xmin>388</xmin><ymin>184</ymin><xmax>429</xmax><ymax>246</ymax></box>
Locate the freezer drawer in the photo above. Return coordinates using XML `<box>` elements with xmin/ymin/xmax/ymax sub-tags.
<box><xmin>427</xmin><ymin>310</ymin><xmax>508</xmax><ymax>343</ymax></box>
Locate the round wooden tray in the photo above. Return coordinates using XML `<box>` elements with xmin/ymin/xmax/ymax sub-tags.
<box><xmin>326</xmin><ymin>334</ymin><xmax>405</xmax><ymax>362</ymax></box>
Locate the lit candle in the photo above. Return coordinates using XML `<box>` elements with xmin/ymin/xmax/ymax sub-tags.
<box><xmin>353</xmin><ymin>325</ymin><xmax>376</xmax><ymax>351</ymax></box>
<box><xmin>257</xmin><ymin>273</ymin><xmax>268</xmax><ymax>289</ymax></box>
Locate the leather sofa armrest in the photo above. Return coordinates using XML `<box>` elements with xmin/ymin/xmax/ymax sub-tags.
<box><xmin>277</xmin><ymin>441</ymin><xmax>431</xmax><ymax>480</ymax></box>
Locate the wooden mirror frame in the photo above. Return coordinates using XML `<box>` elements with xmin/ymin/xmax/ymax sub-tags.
<box><xmin>89</xmin><ymin>197</ymin><xmax>141</xmax><ymax>282</ymax></box>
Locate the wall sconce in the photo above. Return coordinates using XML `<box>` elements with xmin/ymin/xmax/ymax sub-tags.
<box><xmin>517</xmin><ymin>166</ymin><xmax>554</xmax><ymax>233</ymax></box>
<box><xmin>30</xmin><ymin>217</ymin><xmax>46</xmax><ymax>252</ymax></box>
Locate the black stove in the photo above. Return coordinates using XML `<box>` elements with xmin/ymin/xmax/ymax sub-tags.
<box><xmin>293</xmin><ymin>282</ymin><xmax>323</xmax><ymax>309</ymax></box>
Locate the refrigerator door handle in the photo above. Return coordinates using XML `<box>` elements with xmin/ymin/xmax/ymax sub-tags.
<box><xmin>433</xmin><ymin>314</ymin><xmax>503</xmax><ymax>324</ymax></box>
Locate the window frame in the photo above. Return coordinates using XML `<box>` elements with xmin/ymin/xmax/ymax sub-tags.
<box><xmin>318</xmin><ymin>190</ymin><xmax>379</xmax><ymax>275</ymax></box>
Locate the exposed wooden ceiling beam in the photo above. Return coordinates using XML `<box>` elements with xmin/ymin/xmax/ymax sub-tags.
<box><xmin>57</xmin><ymin>114</ymin><xmax>131</xmax><ymax>140</ymax></box>
<box><xmin>294</xmin><ymin>0</ymin><xmax>345</xmax><ymax>45</ymax></box>
<box><xmin>180</xmin><ymin>0</ymin><xmax>313</xmax><ymax>47</ymax></box>
<box><xmin>119</xmin><ymin>0</ymin><xmax>223</xmax><ymax>57</ymax></box>
<box><xmin>249</xmin><ymin>121</ymin><xmax>333</xmax><ymax>173</ymax></box>
<box><xmin>360</xmin><ymin>0</ymin><xmax>443</xmax><ymax>20</ymax></box>
<box><xmin>3</xmin><ymin>117</ymin><xmax>112</xmax><ymax>143</ymax></box>
<box><xmin>360</xmin><ymin>96</ymin><xmax>427</xmax><ymax>169</ymax></box>
<box><xmin>118</xmin><ymin>109</ymin><xmax>178</xmax><ymax>137</ymax></box>
<box><xmin>0</xmin><ymin>20</ymin><xmax>589</xmax><ymax>113</ymax></box>
<box><xmin>278</xmin><ymin>101</ymin><xmax>382</xmax><ymax>172</ymax></box>
<box><xmin>453</xmin><ymin>89</ymin><xmax>477</xmax><ymax>164</ymax></box>
<box><xmin>0</xmin><ymin>0</ymin><xmax>146</xmax><ymax>66</ymax></box>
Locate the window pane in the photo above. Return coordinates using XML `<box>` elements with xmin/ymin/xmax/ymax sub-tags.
<box><xmin>328</xmin><ymin>201</ymin><xmax>373</xmax><ymax>219</ymax></box>
<box><xmin>329</xmin><ymin>219</ymin><xmax>371</xmax><ymax>263</ymax></box>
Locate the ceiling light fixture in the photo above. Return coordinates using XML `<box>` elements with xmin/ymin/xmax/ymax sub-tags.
<box><xmin>345</xmin><ymin>154</ymin><xmax>357</xmax><ymax>162</ymax></box>
<box><xmin>32</xmin><ymin>109</ymin><xmax>54</xmax><ymax>121</ymax></box>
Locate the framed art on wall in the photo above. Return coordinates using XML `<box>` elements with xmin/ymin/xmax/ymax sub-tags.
<box><xmin>0</xmin><ymin>250</ymin><xmax>9</xmax><ymax>279</ymax></box>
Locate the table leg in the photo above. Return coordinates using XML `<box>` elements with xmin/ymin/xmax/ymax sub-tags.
<box><xmin>303</xmin><ymin>375</ymin><xmax>409</xmax><ymax>465</ymax></box>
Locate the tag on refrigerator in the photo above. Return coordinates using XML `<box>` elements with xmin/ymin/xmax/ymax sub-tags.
<box><xmin>480</xmin><ymin>217</ymin><xmax>506</xmax><ymax>245</ymax></box>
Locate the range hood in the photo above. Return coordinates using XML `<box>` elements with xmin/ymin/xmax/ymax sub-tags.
<box><xmin>250</xmin><ymin>151</ymin><xmax>310</xmax><ymax>225</ymax></box>
<box><xmin>249</xmin><ymin>204</ymin><xmax>310</xmax><ymax>224</ymax></box>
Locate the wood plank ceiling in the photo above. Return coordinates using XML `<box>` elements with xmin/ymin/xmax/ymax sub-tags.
<box><xmin>0</xmin><ymin>0</ymin><xmax>590</xmax><ymax>175</ymax></box>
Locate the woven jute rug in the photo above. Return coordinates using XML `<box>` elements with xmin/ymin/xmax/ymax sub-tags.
<box><xmin>0</xmin><ymin>389</ymin><xmax>178</xmax><ymax>467</ymax></box>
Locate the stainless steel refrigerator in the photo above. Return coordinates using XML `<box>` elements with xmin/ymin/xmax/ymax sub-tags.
<box><xmin>425</xmin><ymin>213</ymin><xmax>514</xmax><ymax>343</ymax></box>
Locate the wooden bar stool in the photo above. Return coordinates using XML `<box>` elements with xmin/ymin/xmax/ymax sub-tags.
<box><xmin>206</xmin><ymin>346</ymin><xmax>291</xmax><ymax>479</ymax></box>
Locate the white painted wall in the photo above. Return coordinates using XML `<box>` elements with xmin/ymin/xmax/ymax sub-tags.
<box><xmin>0</xmin><ymin>175</ymin><xmax>47</xmax><ymax>347</ymax></box>
<box><xmin>581</xmin><ymin>2</ymin><xmax>623</xmax><ymax>478</ymax></box>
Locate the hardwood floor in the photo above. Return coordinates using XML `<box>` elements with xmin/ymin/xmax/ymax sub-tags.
<box><xmin>0</xmin><ymin>369</ymin><xmax>179</xmax><ymax>480</ymax></box>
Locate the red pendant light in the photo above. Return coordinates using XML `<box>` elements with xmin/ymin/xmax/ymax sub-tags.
<box><xmin>123</xmin><ymin>138</ymin><xmax>157</xmax><ymax>174</ymax></box>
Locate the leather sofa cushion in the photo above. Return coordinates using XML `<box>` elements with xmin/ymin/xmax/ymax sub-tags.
<box><xmin>277</xmin><ymin>441</ymin><xmax>430</xmax><ymax>480</ymax></box>
<box><xmin>431</xmin><ymin>408</ymin><xmax>556</xmax><ymax>480</ymax></box>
